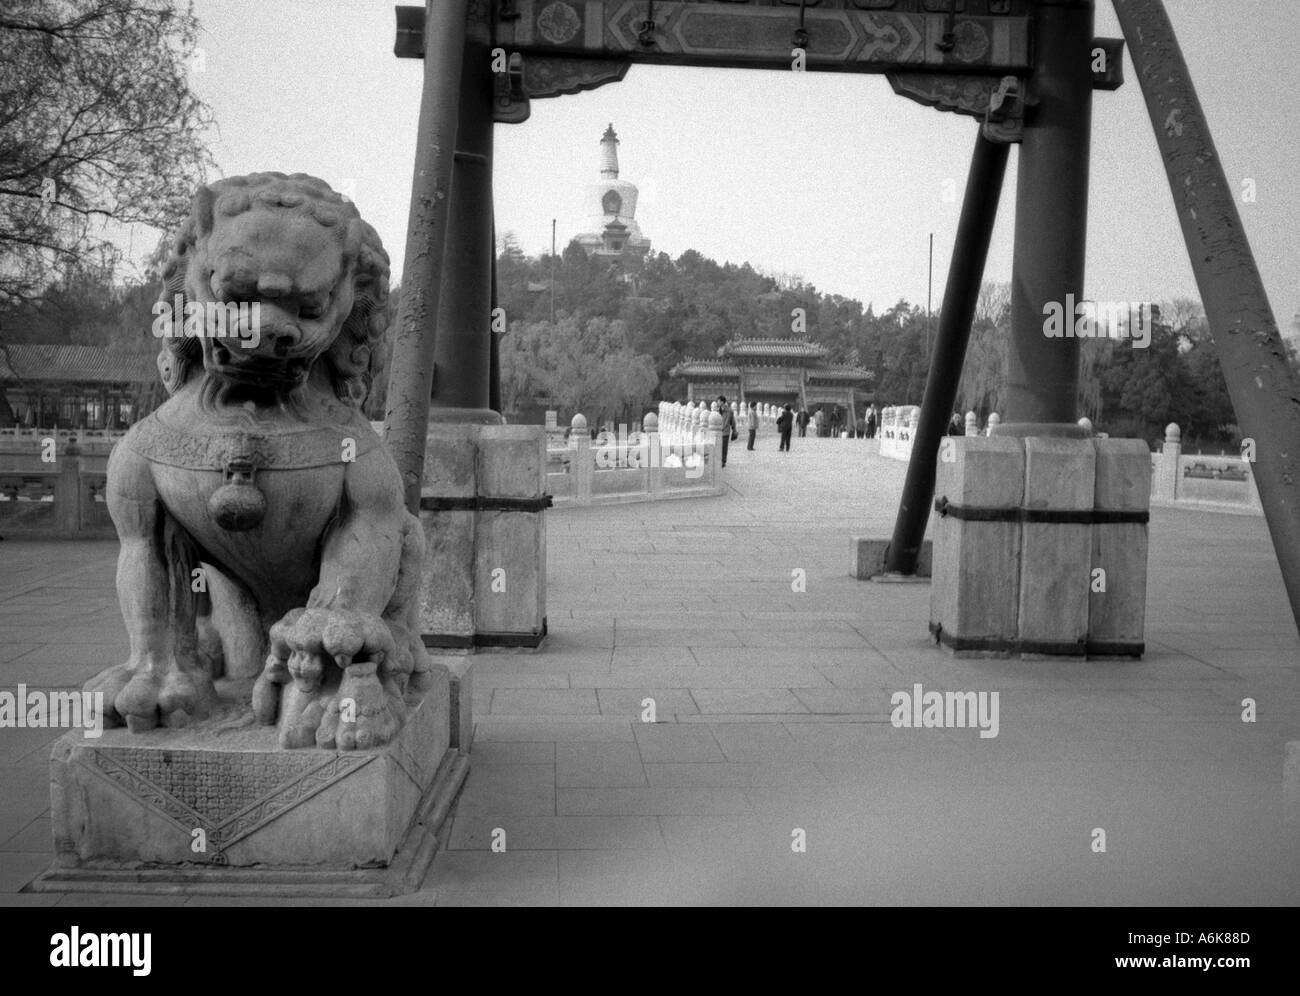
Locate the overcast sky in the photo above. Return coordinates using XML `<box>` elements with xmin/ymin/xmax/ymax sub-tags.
<box><xmin>178</xmin><ymin>0</ymin><xmax>1297</xmax><ymax>325</ymax></box>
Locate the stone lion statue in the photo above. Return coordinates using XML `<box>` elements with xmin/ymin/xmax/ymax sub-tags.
<box><xmin>88</xmin><ymin>172</ymin><xmax>429</xmax><ymax>750</ymax></box>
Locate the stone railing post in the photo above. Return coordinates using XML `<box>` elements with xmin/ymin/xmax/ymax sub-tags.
<box><xmin>906</xmin><ymin>406</ymin><xmax>920</xmax><ymax>460</ymax></box>
<box><xmin>569</xmin><ymin>413</ymin><xmax>593</xmax><ymax>505</ymax></box>
<box><xmin>691</xmin><ymin>406</ymin><xmax>705</xmax><ymax>470</ymax></box>
<box><xmin>643</xmin><ymin>412</ymin><xmax>663</xmax><ymax>495</ymax></box>
<box><xmin>1152</xmin><ymin>422</ymin><xmax>1180</xmax><ymax>502</ymax></box>
<box><xmin>965</xmin><ymin>411</ymin><xmax>978</xmax><ymax>436</ymax></box>
<box><xmin>986</xmin><ymin>412</ymin><xmax>1001</xmax><ymax>437</ymax></box>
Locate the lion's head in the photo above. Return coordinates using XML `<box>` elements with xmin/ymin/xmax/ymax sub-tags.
<box><xmin>155</xmin><ymin>172</ymin><xmax>390</xmax><ymax>410</ymax></box>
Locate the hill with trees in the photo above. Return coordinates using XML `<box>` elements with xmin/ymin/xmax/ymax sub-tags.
<box><xmin>491</xmin><ymin>235</ymin><xmax>1246</xmax><ymax>450</ymax></box>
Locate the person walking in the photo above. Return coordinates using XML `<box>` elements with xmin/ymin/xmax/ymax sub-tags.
<box><xmin>777</xmin><ymin>403</ymin><xmax>794</xmax><ymax>452</ymax></box>
<box><xmin>866</xmin><ymin>407</ymin><xmax>877</xmax><ymax>439</ymax></box>
<box><xmin>717</xmin><ymin>395</ymin><xmax>737</xmax><ymax>467</ymax></box>
<box><xmin>746</xmin><ymin>401</ymin><xmax>759</xmax><ymax>450</ymax></box>
<box><xmin>797</xmin><ymin>407</ymin><xmax>809</xmax><ymax>438</ymax></box>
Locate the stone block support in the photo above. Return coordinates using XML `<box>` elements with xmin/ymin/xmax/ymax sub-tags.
<box><xmin>929</xmin><ymin>436</ymin><xmax>1025</xmax><ymax>654</ymax></box>
<box><xmin>1089</xmin><ymin>438</ymin><xmax>1150</xmax><ymax>656</ymax></box>
<box><xmin>930</xmin><ymin>434</ymin><xmax>1149</xmax><ymax>659</ymax></box>
<box><xmin>419</xmin><ymin>422</ymin><xmax>548</xmax><ymax>649</ymax></box>
<box><xmin>475</xmin><ymin>424</ymin><xmax>547</xmax><ymax>645</ymax></box>
<box><xmin>1017</xmin><ymin>437</ymin><xmax>1094</xmax><ymax>655</ymax></box>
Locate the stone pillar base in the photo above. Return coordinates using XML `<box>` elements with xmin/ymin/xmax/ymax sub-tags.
<box><xmin>31</xmin><ymin>669</ymin><xmax>467</xmax><ymax>898</ymax></box>
<box><xmin>850</xmin><ymin>537</ymin><xmax>933</xmax><ymax>580</ymax></box>
<box><xmin>930</xmin><ymin>435</ymin><xmax>1149</xmax><ymax>659</ymax></box>
<box><xmin>419</xmin><ymin>421</ymin><xmax>548</xmax><ymax>649</ymax></box>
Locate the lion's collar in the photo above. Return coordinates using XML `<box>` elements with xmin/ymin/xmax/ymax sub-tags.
<box><xmin>124</xmin><ymin>408</ymin><xmax>380</xmax><ymax>472</ymax></box>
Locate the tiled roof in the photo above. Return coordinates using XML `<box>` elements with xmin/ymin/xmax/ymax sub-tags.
<box><xmin>0</xmin><ymin>344</ymin><xmax>157</xmax><ymax>384</ymax></box>
<box><xmin>719</xmin><ymin>338</ymin><xmax>828</xmax><ymax>359</ymax></box>
<box><xmin>669</xmin><ymin>360</ymin><xmax>740</xmax><ymax>378</ymax></box>
<box><xmin>671</xmin><ymin>358</ymin><xmax>871</xmax><ymax>382</ymax></box>
<box><xmin>808</xmin><ymin>364</ymin><xmax>874</xmax><ymax>381</ymax></box>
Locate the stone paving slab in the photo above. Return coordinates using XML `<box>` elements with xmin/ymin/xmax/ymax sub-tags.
<box><xmin>2</xmin><ymin>438</ymin><xmax>1299</xmax><ymax>904</ymax></box>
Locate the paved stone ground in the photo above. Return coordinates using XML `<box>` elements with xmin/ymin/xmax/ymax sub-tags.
<box><xmin>2</xmin><ymin>436</ymin><xmax>1298</xmax><ymax>905</ymax></box>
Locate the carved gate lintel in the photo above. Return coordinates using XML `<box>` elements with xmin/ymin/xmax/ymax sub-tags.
<box><xmin>494</xmin><ymin>55</ymin><xmax>632</xmax><ymax>123</ymax></box>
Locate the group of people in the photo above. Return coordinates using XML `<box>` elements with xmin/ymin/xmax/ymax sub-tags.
<box><xmin>709</xmin><ymin>398</ymin><xmax>906</xmax><ymax>463</ymax></box>
<box><xmin>711</xmin><ymin>397</ymin><xmax>801</xmax><ymax>463</ymax></box>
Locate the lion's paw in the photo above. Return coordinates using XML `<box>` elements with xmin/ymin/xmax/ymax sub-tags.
<box><xmin>158</xmin><ymin>667</ymin><xmax>217</xmax><ymax>728</ymax></box>
<box><xmin>265</xmin><ymin>606</ymin><xmax>406</xmax><ymax>749</ymax></box>
<box><xmin>325</xmin><ymin>661</ymin><xmax>404</xmax><ymax>750</ymax></box>
<box><xmin>93</xmin><ymin>663</ymin><xmax>216</xmax><ymax>732</ymax></box>
<box><xmin>85</xmin><ymin>664</ymin><xmax>134</xmax><ymax>729</ymax></box>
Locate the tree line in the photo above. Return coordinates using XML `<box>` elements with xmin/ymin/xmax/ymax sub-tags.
<box><xmin>0</xmin><ymin>2</ymin><xmax>1267</xmax><ymax>451</ymax></box>
<box><xmin>490</xmin><ymin>235</ymin><xmax>1252</xmax><ymax>451</ymax></box>
<box><xmin>1</xmin><ymin>229</ymin><xmax>1257</xmax><ymax>453</ymax></box>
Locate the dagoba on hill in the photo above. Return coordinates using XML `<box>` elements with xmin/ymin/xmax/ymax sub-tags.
<box><xmin>572</xmin><ymin>124</ymin><xmax>651</xmax><ymax>266</ymax></box>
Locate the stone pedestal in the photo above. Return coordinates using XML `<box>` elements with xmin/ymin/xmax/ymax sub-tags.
<box><xmin>1018</xmin><ymin>437</ymin><xmax>1093</xmax><ymax>656</ymax></box>
<box><xmin>421</xmin><ymin>423</ymin><xmax>482</xmax><ymax>641</ymax></box>
<box><xmin>930</xmin><ymin>435</ymin><xmax>1149</xmax><ymax>658</ymax></box>
<box><xmin>850</xmin><ymin>537</ymin><xmax>933</xmax><ymax>580</ymax></box>
<box><xmin>420</xmin><ymin>421</ymin><xmax>548</xmax><ymax>649</ymax></box>
<box><xmin>929</xmin><ymin>436</ymin><xmax>1024</xmax><ymax>654</ymax></box>
<box><xmin>475</xmin><ymin>425</ymin><xmax>547</xmax><ymax>643</ymax></box>
<box><xmin>33</xmin><ymin>667</ymin><xmax>467</xmax><ymax>897</ymax></box>
<box><xmin>1090</xmin><ymin>439</ymin><xmax>1151</xmax><ymax>656</ymax></box>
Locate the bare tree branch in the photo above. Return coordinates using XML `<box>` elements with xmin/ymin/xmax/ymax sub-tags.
<box><xmin>0</xmin><ymin>0</ymin><xmax>215</xmax><ymax>305</ymax></box>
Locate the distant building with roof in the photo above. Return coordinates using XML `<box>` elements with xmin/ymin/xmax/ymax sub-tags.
<box><xmin>670</xmin><ymin>338</ymin><xmax>873</xmax><ymax>430</ymax></box>
<box><xmin>0</xmin><ymin>344</ymin><xmax>157</xmax><ymax>429</ymax></box>
<box><xmin>573</xmin><ymin>124</ymin><xmax>651</xmax><ymax>267</ymax></box>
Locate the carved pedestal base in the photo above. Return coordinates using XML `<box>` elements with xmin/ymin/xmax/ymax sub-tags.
<box><xmin>31</xmin><ymin>667</ymin><xmax>467</xmax><ymax>898</ymax></box>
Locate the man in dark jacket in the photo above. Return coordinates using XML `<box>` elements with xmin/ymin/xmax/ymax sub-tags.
<box><xmin>777</xmin><ymin>404</ymin><xmax>794</xmax><ymax>452</ymax></box>
<box><xmin>717</xmin><ymin>396</ymin><xmax>737</xmax><ymax>467</ymax></box>
<box><xmin>796</xmin><ymin>408</ymin><xmax>810</xmax><ymax>437</ymax></box>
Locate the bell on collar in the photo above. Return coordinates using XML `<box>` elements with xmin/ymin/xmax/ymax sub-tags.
<box><xmin>209</xmin><ymin>455</ymin><xmax>267</xmax><ymax>531</ymax></box>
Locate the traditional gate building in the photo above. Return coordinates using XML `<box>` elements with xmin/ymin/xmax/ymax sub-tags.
<box><xmin>0</xmin><ymin>344</ymin><xmax>157</xmax><ymax>429</ymax></box>
<box><xmin>671</xmin><ymin>337</ymin><xmax>872</xmax><ymax>429</ymax></box>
